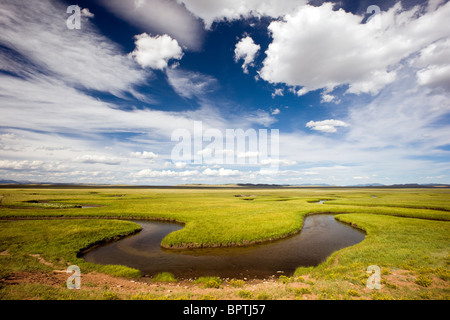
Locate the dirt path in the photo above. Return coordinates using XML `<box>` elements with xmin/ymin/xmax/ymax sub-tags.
<box><xmin>2</xmin><ymin>269</ymin><xmax>295</xmax><ymax>300</ymax></box>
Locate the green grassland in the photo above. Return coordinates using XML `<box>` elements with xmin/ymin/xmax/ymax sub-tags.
<box><xmin>0</xmin><ymin>187</ymin><xmax>449</xmax><ymax>300</ymax></box>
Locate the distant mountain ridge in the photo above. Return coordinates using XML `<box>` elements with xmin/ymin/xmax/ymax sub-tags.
<box><xmin>1</xmin><ymin>180</ymin><xmax>449</xmax><ymax>188</ymax></box>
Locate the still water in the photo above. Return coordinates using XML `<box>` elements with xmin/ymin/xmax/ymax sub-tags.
<box><xmin>82</xmin><ymin>214</ymin><xmax>365</xmax><ymax>279</ymax></box>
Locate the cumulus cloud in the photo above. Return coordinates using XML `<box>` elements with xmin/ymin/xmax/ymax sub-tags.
<box><xmin>321</xmin><ymin>92</ymin><xmax>340</xmax><ymax>104</ymax></box>
<box><xmin>271</xmin><ymin>88</ymin><xmax>284</xmax><ymax>98</ymax></box>
<box><xmin>130</xmin><ymin>33</ymin><xmax>184</xmax><ymax>70</ymax></box>
<box><xmin>234</xmin><ymin>36</ymin><xmax>260</xmax><ymax>74</ymax></box>
<box><xmin>416</xmin><ymin>64</ymin><xmax>450</xmax><ymax>91</ymax></box>
<box><xmin>412</xmin><ymin>38</ymin><xmax>450</xmax><ymax>91</ymax></box>
<box><xmin>130</xmin><ymin>151</ymin><xmax>158</xmax><ymax>159</ymax></box>
<box><xmin>259</xmin><ymin>2</ymin><xmax>450</xmax><ymax>96</ymax></box>
<box><xmin>81</xmin><ymin>8</ymin><xmax>94</xmax><ymax>18</ymax></box>
<box><xmin>174</xmin><ymin>162</ymin><xmax>188</xmax><ymax>169</ymax></box>
<box><xmin>306</xmin><ymin>120</ymin><xmax>350</xmax><ymax>133</ymax></box>
<box><xmin>178</xmin><ymin>0</ymin><xmax>306</xmax><ymax>29</ymax></box>
<box><xmin>202</xmin><ymin>168</ymin><xmax>241</xmax><ymax>176</ymax></box>
<box><xmin>0</xmin><ymin>160</ymin><xmax>45</xmax><ymax>171</ymax></box>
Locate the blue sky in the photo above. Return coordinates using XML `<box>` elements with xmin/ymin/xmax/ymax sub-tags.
<box><xmin>0</xmin><ymin>0</ymin><xmax>449</xmax><ymax>185</ymax></box>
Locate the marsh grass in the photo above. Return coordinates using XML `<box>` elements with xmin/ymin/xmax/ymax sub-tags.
<box><xmin>228</xmin><ymin>279</ymin><xmax>245</xmax><ymax>288</ymax></box>
<box><xmin>238</xmin><ymin>289</ymin><xmax>253</xmax><ymax>299</ymax></box>
<box><xmin>195</xmin><ymin>276</ymin><xmax>222</xmax><ymax>288</ymax></box>
<box><xmin>295</xmin><ymin>213</ymin><xmax>449</xmax><ymax>299</ymax></box>
<box><xmin>152</xmin><ymin>272</ymin><xmax>177</xmax><ymax>283</ymax></box>
<box><xmin>0</xmin><ymin>187</ymin><xmax>449</xmax><ymax>300</ymax></box>
<box><xmin>0</xmin><ymin>219</ymin><xmax>142</xmax><ymax>279</ymax></box>
<box><xmin>1</xmin><ymin>188</ymin><xmax>449</xmax><ymax>248</ymax></box>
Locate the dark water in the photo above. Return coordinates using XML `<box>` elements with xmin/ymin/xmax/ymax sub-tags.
<box><xmin>82</xmin><ymin>214</ymin><xmax>365</xmax><ymax>279</ymax></box>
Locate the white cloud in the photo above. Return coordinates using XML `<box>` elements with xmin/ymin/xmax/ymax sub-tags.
<box><xmin>1</xmin><ymin>0</ymin><xmax>449</xmax><ymax>186</ymax></box>
<box><xmin>81</xmin><ymin>8</ymin><xmax>94</xmax><ymax>18</ymax></box>
<box><xmin>275</xmin><ymin>72</ymin><xmax>450</xmax><ymax>183</ymax></box>
<box><xmin>166</xmin><ymin>68</ymin><xmax>218</xmax><ymax>99</ymax></box>
<box><xmin>178</xmin><ymin>0</ymin><xmax>306</xmax><ymax>29</ymax></box>
<box><xmin>260</xmin><ymin>159</ymin><xmax>297</xmax><ymax>166</ymax></box>
<box><xmin>416</xmin><ymin>64</ymin><xmax>450</xmax><ymax>91</ymax></box>
<box><xmin>321</xmin><ymin>92</ymin><xmax>340</xmax><ymax>104</ymax></box>
<box><xmin>275</xmin><ymin>70</ymin><xmax>450</xmax><ymax>183</ymax></box>
<box><xmin>346</xmin><ymin>72</ymin><xmax>450</xmax><ymax>150</ymax></box>
<box><xmin>174</xmin><ymin>162</ymin><xmax>188</xmax><ymax>169</ymax></box>
<box><xmin>240</xmin><ymin>109</ymin><xmax>277</xmax><ymax>127</ymax></box>
<box><xmin>130</xmin><ymin>33</ymin><xmax>184</xmax><ymax>70</ymax></box>
<box><xmin>237</xmin><ymin>151</ymin><xmax>259</xmax><ymax>159</ymax></box>
<box><xmin>0</xmin><ymin>160</ymin><xmax>45</xmax><ymax>171</ymax></box>
<box><xmin>75</xmin><ymin>155</ymin><xmax>122</xmax><ymax>165</ymax></box>
<box><xmin>135</xmin><ymin>169</ymin><xmax>199</xmax><ymax>178</ymax></box>
<box><xmin>259</xmin><ymin>2</ymin><xmax>450</xmax><ymax>96</ymax></box>
<box><xmin>130</xmin><ymin>151</ymin><xmax>158</xmax><ymax>159</ymax></box>
<box><xmin>202</xmin><ymin>168</ymin><xmax>241</xmax><ymax>176</ymax></box>
<box><xmin>99</xmin><ymin>0</ymin><xmax>204</xmax><ymax>50</ymax></box>
<box><xmin>234</xmin><ymin>36</ymin><xmax>260</xmax><ymax>74</ymax></box>
<box><xmin>271</xmin><ymin>108</ymin><xmax>281</xmax><ymax>115</ymax></box>
<box><xmin>0</xmin><ymin>73</ymin><xmax>211</xmax><ymax>138</ymax></box>
<box><xmin>271</xmin><ymin>88</ymin><xmax>284</xmax><ymax>98</ymax></box>
<box><xmin>427</xmin><ymin>0</ymin><xmax>447</xmax><ymax>13</ymax></box>
<box><xmin>412</xmin><ymin>38</ymin><xmax>450</xmax><ymax>91</ymax></box>
<box><xmin>196</xmin><ymin>148</ymin><xmax>234</xmax><ymax>159</ymax></box>
<box><xmin>306</xmin><ymin>120</ymin><xmax>350</xmax><ymax>133</ymax></box>
<box><xmin>0</xmin><ymin>0</ymin><xmax>146</xmax><ymax>96</ymax></box>
<box><xmin>301</xmin><ymin>171</ymin><xmax>319</xmax><ymax>176</ymax></box>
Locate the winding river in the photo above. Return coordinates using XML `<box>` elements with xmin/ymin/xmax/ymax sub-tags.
<box><xmin>82</xmin><ymin>214</ymin><xmax>365</xmax><ymax>279</ymax></box>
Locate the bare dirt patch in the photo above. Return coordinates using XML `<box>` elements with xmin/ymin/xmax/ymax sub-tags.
<box><xmin>29</xmin><ymin>254</ymin><xmax>56</xmax><ymax>268</ymax></box>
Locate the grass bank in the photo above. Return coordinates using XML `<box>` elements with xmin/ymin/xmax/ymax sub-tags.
<box><xmin>0</xmin><ymin>219</ymin><xmax>142</xmax><ymax>279</ymax></box>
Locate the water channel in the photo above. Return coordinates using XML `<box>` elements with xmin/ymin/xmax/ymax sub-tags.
<box><xmin>82</xmin><ymin>214</ymin><xmax>365</xmax><ymax>279</ymax></box>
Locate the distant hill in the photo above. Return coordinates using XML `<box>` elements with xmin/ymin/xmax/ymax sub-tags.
<box><xmin>0</xmin><ymin>180</ymin><xmax>21</xmax><ymax>184</ymax></box>
<box><xmin>1</xmin><ymin>180</ymin><xmax>449</xmax><ymax>188</ymax></box>
<box><xmin>389</xmin><ymin>183</ymin><xmax>450</xmax><ymax>188</ymax></box>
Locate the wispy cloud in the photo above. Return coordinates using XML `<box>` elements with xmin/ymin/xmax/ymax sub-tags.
<box><xmin>75</xmin><ymin>155</ymin><xmax>123</xmax><ymax>165</ymax></box>
<box><xmin>0</xmin><ymin>0</ymin><xmax>147</xmax><ymax>97</ymax></box>
<box><xmin>99</xmin><ymin>0</ymin><xmax>205</xmax><ymax>50</ymax></box>
<box><xmin>178</xmin><ymin>0</ymin><xmax>307</xmax><ymax>29</ymax></box>
<box><xmin>166</xmin><ymin>68</ymin><xmax>218</xmax><ymax>100</ymax></box>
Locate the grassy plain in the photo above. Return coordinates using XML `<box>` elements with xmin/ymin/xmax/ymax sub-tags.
<box><xmin>0</xmin><ymin>187</ymin><xmax>449</xmax><ymax>300</ymax></box>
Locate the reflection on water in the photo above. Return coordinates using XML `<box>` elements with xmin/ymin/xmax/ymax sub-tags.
<box><xmin>82</xmin><ymin>214</ymin><xmax>365</xmax><ymax>279</ymax></box>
